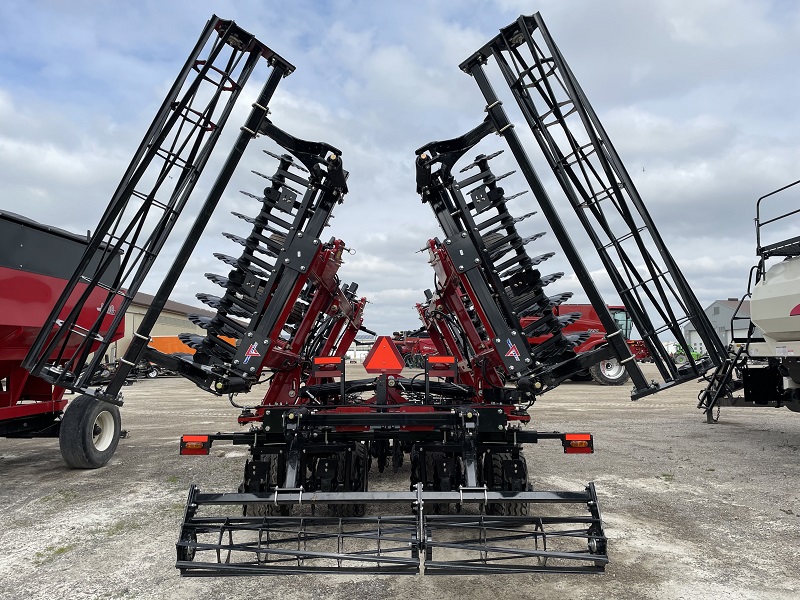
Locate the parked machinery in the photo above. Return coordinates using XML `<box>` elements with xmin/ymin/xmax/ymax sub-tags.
<box><xmin>0</xmin><ymin>212</ymin><xmax>124</xmax><ymax>468</ymax></box>
<box><xmin>698</xmin><ymin>179</ymin><xmax>800</xmax><ymax>421</ymax></box>
<box><xmin>19</xmin><ymin>12</ymin><xmax>734</xmax><ymax>575</ymax></box>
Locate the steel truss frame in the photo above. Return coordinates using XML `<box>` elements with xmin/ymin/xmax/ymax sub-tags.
<box><xmin>23</xmin><ymin>16</ymin><xmax>295</xmax><ymax>403</ymax></box>
<box><xmin>456</xmin><ymin>13</ymin><xmax>727</xmax><ymax>397</ymax></box>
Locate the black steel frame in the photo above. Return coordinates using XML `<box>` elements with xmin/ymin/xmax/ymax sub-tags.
<box><xmin>176</xmin><ymin>399</ymin><xmax>606</xmax><ymax>575</ymax></box>
<box><xmin>23</xmin><ymin>16</ymin><xmax>294</xmax><ymax>403</ymax></box>
<box><xmin>415</xmin><ymin>120</ymin><xmax>619</xmax><ymax>394</ymax></box>
<box><xmin>459</xmin><ymin>13</ymin><xmax>728</xmax><ymax>397</ymax></box>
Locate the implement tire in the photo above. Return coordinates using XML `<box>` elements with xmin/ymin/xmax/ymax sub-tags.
<box><xmin>59</xmin><ymin>395</ymin><xmax>121</xmax><ymax>469</ymax></box>
<box><xmin>242</xmin><ymin>455</ymin><xmax>282</xmax><ymax>517</ymax></box>
<box><xmin>589</xmin><ymin>358</ymin><xmax>630</xmax><ymax>386</ymax></box>
<box><xmin>329</xmin><ymin>443</ymin><xmax>369</xmax><ymax>517</ymax></box>
<box><xmin>486</xmin><ymin>452</ymin><xmax>529</xmax><ymax>516</ymax></box>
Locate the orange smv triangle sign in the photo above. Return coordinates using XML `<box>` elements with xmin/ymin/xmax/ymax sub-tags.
<box><xmin>363</xmin><ymin>336</ymin><xmax>405</xmax><ymax>375</ymax></box>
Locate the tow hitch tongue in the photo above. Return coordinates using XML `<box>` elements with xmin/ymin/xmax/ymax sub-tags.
<box><xmin>176</xmin><ymin>483</ymin><xmax>607</xmax><ymax>575</ymax></box>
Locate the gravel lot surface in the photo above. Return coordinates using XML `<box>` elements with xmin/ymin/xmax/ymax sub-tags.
<box><xmin>1</xmin><ymin>363</ymin><xmax>798</xmax><ymax>599</ymax></box>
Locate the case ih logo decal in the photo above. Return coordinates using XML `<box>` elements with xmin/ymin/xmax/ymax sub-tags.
<box><xmin>791</xmin><ymin>304</ymin><xmax>800</xmax><ymax>316</ymax></box>
<box><xmin>505</xmin><ymin>339</ymin><xmax>521</xmax><ymax>361</ymax></box>
<box><xmin>243</xmin><ymin>342</ymin><xmax>261</xmax><ymax>364</ymax></box>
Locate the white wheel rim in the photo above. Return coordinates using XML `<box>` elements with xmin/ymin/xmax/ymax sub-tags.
<box><xmin>601</xmin><ymin>359</ymin><xmax>626</xmax><ymax>380</ymax></box>
<box><xmin>92</xmin><ymin>411</ymin><xmax>115</xmax><ymax>452</ymax></box>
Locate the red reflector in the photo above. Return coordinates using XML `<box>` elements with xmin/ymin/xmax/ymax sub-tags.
<box><xmin>564</xmin><ymin>446</ymin><xmax>593</xmax><ymax>454</ymax></box>
<box><xmin>313</xmin><ymin>356</ymin><xmax>342</xmax><ymax>365</ymax></box>
<box><xmin>181</xmin><ymin>447</ymin><xmax>209</xmax><ymax>456</ymax></box>
<box><xmin>428</xmin><ymin>356</ymin><xmax>455</xmax><ymax>364</ymax></box>
<box><xmin>565</xmin><ymin>433</ymin><xmax>591</xmax><ymax>441</ymax></box>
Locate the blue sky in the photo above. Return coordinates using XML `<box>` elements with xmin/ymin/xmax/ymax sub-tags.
<box><xmin>1</xmin><ymin>0</ymin><xmax>799</xmax><ymax>334</ymax></box>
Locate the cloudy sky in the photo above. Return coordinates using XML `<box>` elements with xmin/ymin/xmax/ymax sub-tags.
<box><xmin>1</xmin><ymin>0</ymin><xmax>799</xmax><ymax>336</ymax></box>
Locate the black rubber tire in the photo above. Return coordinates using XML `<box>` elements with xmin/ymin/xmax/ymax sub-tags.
<box><xmin>486</xmin><ymin>452</ymin><xmax>529</xmax><ymax>516</ymax></box>
<box><xmin>570</xmin><ymin>370</ymin><xmax>593</xmax><ymax>382</ymax></box>
<box><xmin>242</xmin><ymin>455</ymin><xmax>281</xmax><ymax>517</ymax></box>
<box><xmin>59</xmin><ymin>395</ymin><xmax>121</xmax><ymax>469</ymax></box>
<box><xmin>589</xmin><ymin>358</ymin><xmax>630</xmax><ymax>386</ymax></box>
<box><xmin>146</xmin><ymin>368</ymin><xmax>159</xmax><ymax>379</ymax></box>
<box><xmin>329</xmin><ymin>443</ymin><xmax>369</xmax><ymax>517</ymax></box>
<box><xmin>425</xmin><ymin>451</ymin><xmax>452</xmax><ymax>515</ymax></box>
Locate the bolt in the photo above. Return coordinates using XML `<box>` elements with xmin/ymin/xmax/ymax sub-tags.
<box><xmin>510</xmin><ymin>330</ymin><xmax>517</xmax><ymax>336</ymax></box>
<box><xmin>284</xmin><ymin>258</ymin><xmax>290</xmax><ymax>264</ymax></box>
<box><xmin>249</xmin><ymin>367</ymin><xmax>255</xmax><ymax>372</ymax></box>
<box><xmin>298</xmin><ymin>232</ymin><xmax>303</xmax><ymax>238</ymax></box>
<box><xmin>300</xmin><ymin>266</ymin><xmax>306</xmax><ymax>271</ymax></box>
<box><xmin>495</xmin><ymin>338</ymin><xmax>501</xmax><ymax>343</ymax></box>
<box><xmin>474</xmin><ymin>258</ymin><xmax>480</xmax><ymax>264</ymax></box>
<box><xmin>247</xmin><ymin>332</ymin><xmax>253</xmax><ymax>338</ymax></box>
<box><xmin>459</xmin><ymin>266</ymin><xmax>465</xmax><ymax>271</ymax></box>
<box><xmin>524</xmin><ymin>358</ymin><xmax>531</xmax><ymax>363</ymax></box>
<box><xmin>313</xmin><ymin>239</ymin><xmax>320</xmax><ymax>245</ymax></box>
<box><xmin>445</xmin><ymin>239</ymin><xmax>452</xmax><ymax>245</ymax></box>
<box><xmin>233</xmin><ymin>360</ymin><xmax>240</xmax><ymax>365</ymax></box>
<box><xmin>498</xmin><ymin>425</ymin><xmax>504</xmax><ymax>430</ymax></box>
<box><xmin>509</xmin><ymin>365</ymin><xmax>515</xmax><ymax>370</ymax></box>
<box><xmin>461</xmin><ymin>232</ymin><xmax>467</xmax><ymax>238</ymax></box>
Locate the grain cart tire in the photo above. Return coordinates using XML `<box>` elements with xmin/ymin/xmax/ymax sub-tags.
<box><xmin>146</xmin><ymin>368</ymin><xmax>159</xmax><ymax>378</ymax></box>
<box><xmin>589</xmin><ymin>358</ymin><xmax>630</xmax><ymax>386</ymax></box>
<box><xmin>59</xmin><ymin>394</ymin><xmax>121</xmax><ymax>469</ymax></box>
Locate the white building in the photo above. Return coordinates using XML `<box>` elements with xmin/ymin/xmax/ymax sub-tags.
<box><xmin>683</xmin><ymin>299</ymin><xmax>754</xmax><ymax>353</ymax></box>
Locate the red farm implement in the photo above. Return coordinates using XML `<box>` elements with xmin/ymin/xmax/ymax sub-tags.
<box><xmin>15</xmin><ymin>12</ymin><xmax>730</xmax><ymax>576</ymax></box>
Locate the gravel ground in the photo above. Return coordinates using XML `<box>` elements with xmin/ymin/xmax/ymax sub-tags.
<box><xmin>1</xmin><ymin>363</ymin><xmax>798</xmax><ymax>599</ymax></box>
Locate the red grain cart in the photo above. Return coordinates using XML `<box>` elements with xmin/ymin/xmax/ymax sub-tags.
<box><xmin>0</xmin><ymin>211</ymin><xmax>123</xmax><ymax>467</ymax></box>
